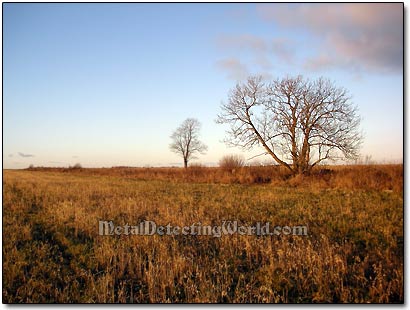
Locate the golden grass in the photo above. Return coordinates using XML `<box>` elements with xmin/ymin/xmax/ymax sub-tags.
<box><xmin>3</xmin><ymin>165</ymin><xmax>403</xmax><ymax>303</ymax></box>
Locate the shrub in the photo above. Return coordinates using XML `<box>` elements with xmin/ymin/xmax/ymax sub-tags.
<box><xmin>70</xmin><ymin>163</ymin><xmax>82</xmax><ymax>169</ymax></box>
<box><xmin>219</xmin><ymin>154</ymin><xmax>245</xmax><ymax>172</ymax></box>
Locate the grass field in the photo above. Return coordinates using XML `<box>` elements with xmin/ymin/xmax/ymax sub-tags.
<box><xmin>2</xmin><ymin>165</ymin><xmax>403</xmax><ymax>303</ymax></box>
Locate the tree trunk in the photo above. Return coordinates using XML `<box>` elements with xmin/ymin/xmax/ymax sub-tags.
<box><xmin>184</xmin><ymin>158</ymin><xmax>188</xmax><ymax>168</ymax></box>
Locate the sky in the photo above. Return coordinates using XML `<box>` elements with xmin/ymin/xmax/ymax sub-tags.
<box><xmin>3</xmin><ymin>3</ymin><xmax>403</xmax><ymax>168</ymax></box>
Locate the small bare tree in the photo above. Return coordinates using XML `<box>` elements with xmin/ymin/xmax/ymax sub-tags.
<box><xmin>216</xmin><ymin>75</ymin><xmax>362</xmax><ymax>175</ymax></box>
<box><xmin>170</xmin><ymin>118</ymin><xmax>208</xmax><ymax>168</ymax></box>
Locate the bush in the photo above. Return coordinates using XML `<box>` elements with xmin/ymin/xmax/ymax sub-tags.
<box><xmin>219</xmin><ymin>154</ymin><xmax>245</xmax><ymax>172</ymax></box>
<box><xmin>70</xmin><ymin>163</ymin><xmax>82</xmax><ymax>169</ymax></box>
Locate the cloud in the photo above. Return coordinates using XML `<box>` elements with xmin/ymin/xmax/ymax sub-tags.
<box><xmin>215</xmin><ymin>34</ymin><xmax>293</xmax><ymax>67</ymax></box>
<box><xmin>18</xmin><ymin>152</ymin><xmax>35</xmax><ymax>158</ymax></box>
<box><xmin>256</xmin><ymin>3</ymin><xmax>403</xmax><ymax>74</ymax></box>
<box><xmin>216</xmin><ymin>34</ymin><xmax>268</xmax><ymax>53</ymax></box>
<box><xmin>271</xmin><ymin>38</ymin><xmax>294</xmax><ymax>64</ymax></box>
<box><xmin>303</xmin><ymin>54</ymin><xmax>340</xmax><ymax>71</ymax></box>
<box><xmin>8</xmin><ymin>154</ymin><xmax>13</xmax><ymax>158</ymax></box>
<box><xmin>216</xmin><ymin>58</ymin><xmax>249</xmax><ymax>80</ymax></box>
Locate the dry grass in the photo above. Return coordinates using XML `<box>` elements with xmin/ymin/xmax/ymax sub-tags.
<box><xmin>3</xmin><ymin>165</ymin><xmax>403</xmax><ymax>303</ymax></box>
<box><xmin>27</xmin><ymin>164</ymin><xmax>403</xmax><ymax>192</ymax></box>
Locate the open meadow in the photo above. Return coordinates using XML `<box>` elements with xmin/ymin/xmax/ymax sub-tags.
<box><xmin>2</xmin><ymin>165</ymin><xmax>403</xmax><ymax>303</ymax></box>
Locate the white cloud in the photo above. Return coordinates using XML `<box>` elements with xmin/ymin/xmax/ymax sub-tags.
<box><xmin>18</xmin><ymin>152</ymin><xmax>35</xmax><ymax>158</ymax></box>
<box><xmin>216</xmin><ymin>34</ymin><xmax>267</xmax><ymax>53</ymax></box>
<box><xmin>215</xmin><ymin>58</ymin><xmax>249</xmax><ymax>80</ymax></box>
<box><xmin>257</xmin><ymin>3</ymin><xmax>403</xmax><ymax>74</ymax></box>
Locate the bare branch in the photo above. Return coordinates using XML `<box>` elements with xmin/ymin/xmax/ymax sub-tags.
<box><xmin>169</xmin><ymin>118</ymin><xmax>208</xmax><ymax>168</ymax></box>
<box><xmin>216</xmin><ymin>75</ymin><xmax>363</xmax><ymax>174</ymax></box>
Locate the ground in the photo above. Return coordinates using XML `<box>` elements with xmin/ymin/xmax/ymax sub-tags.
<box><xmin>2</xmin><ymin>166</ymin><xmax>403</xmax><ymax>303</ymax></box>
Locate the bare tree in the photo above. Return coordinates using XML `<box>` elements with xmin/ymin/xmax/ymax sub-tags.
<box><xmin>170</xmin><ymin>118</ymin><xmax>208</xmax><ymax>168</ymax></box>
<box><xmin>216</xmin><ymin>75</ymin><xmax>362</xmax><ymax>175</ymax></box>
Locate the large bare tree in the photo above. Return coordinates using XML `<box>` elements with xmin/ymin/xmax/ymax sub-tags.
<box><xmin>216</xmin><ymin>75</ymin><xmax>362</xmax><ymax>175</ymax></box>
<box><xmin>170</xmin><ymin>118</ymin><xmax>208</xmax><ymax>168</ymax></box>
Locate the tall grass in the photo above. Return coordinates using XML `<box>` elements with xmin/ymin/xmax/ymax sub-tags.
<box><xmin>26</xmin><ymin>164</ymin><xmax>403</xmax><ymax>192</ymax></box>
<box><xmin>3</xmin><ymin>165</ymin><xmax>403</xmax><ymax>303</ymax></box>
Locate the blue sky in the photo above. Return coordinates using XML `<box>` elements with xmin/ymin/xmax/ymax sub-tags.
<box><xmin>4</xmin><ymin>3</ymin><xmax>403</xmax><ymax>168</ymax></box>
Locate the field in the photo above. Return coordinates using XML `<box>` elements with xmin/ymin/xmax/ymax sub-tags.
<box><xmin>2</xmin><ymin>165</ymin><xmax>403</xmax><ymax>303</ymax></box>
